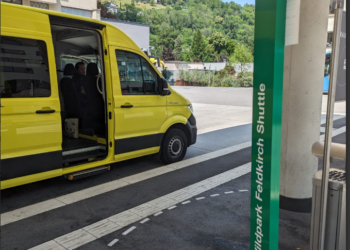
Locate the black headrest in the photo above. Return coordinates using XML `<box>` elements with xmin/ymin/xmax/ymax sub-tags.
<box><xmin>63</xmin><ymin>63</ymin><xmax>75</xmax><ymax>76</ymax></box>
<box><xmin>87</xmin><ymin>63</ymin><xmax>99</xmax><ymax>76</ymax></box>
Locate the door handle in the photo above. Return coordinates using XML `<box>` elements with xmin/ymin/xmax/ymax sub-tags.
<box><xmin>36</xmin><ymin>109</ymin><xmax>55</xmax><ymax>114</ymax></box>
<box><xmin>121</xmin><ymin>104</ymin><xmax>133</xmax><ymax>108</ymax></box>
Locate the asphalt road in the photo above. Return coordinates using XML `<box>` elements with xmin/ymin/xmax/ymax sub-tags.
<box><xmin>1</xmin><ymin>87</ymin><xmax>346</xmax><ymax>250</ymax></box>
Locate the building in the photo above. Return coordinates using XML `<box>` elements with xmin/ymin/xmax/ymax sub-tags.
<box><xmin>105</xmin><ymin>2</ymin><xmax>119</xmax><ymax>13</ymax></box>
<box><xmin>102</xmin><ymin>18</ymin><xmax>150</xmax><ymax>54</ymax></box>
<box><xmin>1</xmin><ymin>0</ymin><xmax>101</xmax><ymax>19</ymax></box>
<box><xmin>326</xmin><ymin>0</ymin><xmax>346</xmax><ymax>51</ymax></box>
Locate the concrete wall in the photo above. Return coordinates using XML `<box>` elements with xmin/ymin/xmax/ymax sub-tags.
<box><xmin>102</xmin><ymin>18</ymin><xmax>150</xmax><ymax>52</ymax></box>
<box><xmin>60</xmin><ymin>0</ymin><xmax>96</xmax><ymax>10</ymax></box>
<box><xmin>164</xmin><ymin>62</ymin><xmax>254</xmax><ymax>85</ymax></box>
<box><xmin>21</xmin><ymin>0</ymin><xmax>100</xmax><ymax>19</ymax></box>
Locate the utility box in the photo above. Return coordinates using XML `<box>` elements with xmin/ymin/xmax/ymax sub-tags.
<box><xmin>310</xmin><ymin>168</ymin><xmax>346</xmax><ymax>250</ymax></box>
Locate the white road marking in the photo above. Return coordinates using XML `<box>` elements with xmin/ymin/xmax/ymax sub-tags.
<box><xmin>122</xmin><ymin>226</ymin><xmax>136</xmax><ymax>236</ymax></box>
<box><xmin>1</xmin><ymin>141</ymin><xmax>251</xmax><ymax>226</ymax></box>
<box><xmin>28</xmin><ymin>240</ymin><xmax>66</xmax><ymax>250</ymax></box>
<box><xmin>108</xmin><ymin>239</ymin><xmax>119</xmax><ymax>247</ymax></box>
<box><xmin>154</xmin><ymin>211</ymin><xmax>163</xmax><ymax>217</ymax></box>
<box><xmin>196</xmin><ymin>197</ymin><xmax>205</xmax><ymax>200</ymax></box>
<box><xmin>25</xmin><ymin>126</ymin><xmax>347</xmax><ymax>250</ymax></box>
<box><xmin>6</xmin><ymin>123</ymin><xmax>345</xmax><ymax>227</ymax></box>
<box><xmin>239</xmin><ymin>190</ymin><xmax>248</xmax><ymax>192</ymax></box>
<box><xmin>210</xmin><ymin>194</ymin><xmax>220</xmax><ymax>197</ymax></box>
<box><xmin>83</xmin><ymin>219</ymin><xmax>121</xmax><ymax>238</ymax></box>
<box><xmin>319</xmin><ymin>126</ymin><xmax>346</xmax><ymax>141</ymax></box>
<box><xmin>319</xmin><ymin>127</ymin><xmax>337</xmax><ymax>133</ymax></box>
<box><xmin>224</xmin><ymin>191</ymin><xmax>234</xmax><ymax>194</ymax></box>
<box><xmin>168</xmin><ymin>206</ymin><xmax>177</xmax><ymax>210</ymax></box>
<box><xmin>320</xmin><ymin>115</ymin><xmax>344</xmax><ymax>124</ymax></box>
<box><xmin>54</xmin><ymin>229</ymin><xmax>96</xmax><ymax>250</ymax></box>
<box><xmin>140</xmin><ymin>218</ymin><xmax>150</xmax><ymax>224</ymax></box>
<box><xmin>181</xmin><ymin>201</ymin><xmax>191</xmax><ymax>205</ymax></box>
<box><xmin>108</xmin><ymin>211</ymin><xmax>140</xmax><ymax>227</ymax></box>
<box><xmin>30</xmin><ymin>163</ymin><xmax>251</xmax><ymax>250</ymax></box>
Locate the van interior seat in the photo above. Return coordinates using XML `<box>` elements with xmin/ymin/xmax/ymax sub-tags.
<box><xmin>61</xmin><ymin>63</ymin><xmax>79</xmax><ymax>118</ymax></box>
<box><xmin>83</xmin><ymin>63</ymin><xmax>105</xmax><ymax>135</ymax></box>
<box><xmin>61</xmin><ymin>63</ymin><xmax>93</xmax><ymax>132</ymax></box>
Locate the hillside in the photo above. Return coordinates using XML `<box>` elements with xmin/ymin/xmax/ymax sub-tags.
<box><xmin>114</xmin><ymin>0</ymin><xmax>168</xmax><ymax>10</ymax></box>
<box><xmin>99</xmin><ymin>0</ymin><xmax>254</xmax><ymax>62</ymax></box>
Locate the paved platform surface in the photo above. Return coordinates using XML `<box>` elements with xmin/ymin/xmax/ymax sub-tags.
<box><xmin>1</xmin><ymin>87</ymin><xmax>345</xmax><ymax>250</ymax></box>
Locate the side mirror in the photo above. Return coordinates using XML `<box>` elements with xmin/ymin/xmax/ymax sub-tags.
<box><xmin>159</xmin><ymin>78</ymin><xmax>171</xmax><ymax>96</ymax></box>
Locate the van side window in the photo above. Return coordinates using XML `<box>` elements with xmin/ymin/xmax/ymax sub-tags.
<box><xmin>0</xmin><ymin>36</ymin><xmax>51</xmax><ymax>98</ymax></box>
<box><xmin>116</xmin><ymin>50</ymin><xmax>158</xmax><ymax>95</ymax></box>
<box><xmin>116</xmin><ymin>50</ymin><xmax>143</xmax><ymax>95</ymax></box>
<box><xmin>141</xmin><ymin>57</ymin><xmax>158</xmax><ymax>94</ymax></box>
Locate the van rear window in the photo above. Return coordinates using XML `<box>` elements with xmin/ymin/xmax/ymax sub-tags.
<box><xmin>0</xmin><ymin>36</ymin><xmax>51</xmax><ymax>98</ymax></box>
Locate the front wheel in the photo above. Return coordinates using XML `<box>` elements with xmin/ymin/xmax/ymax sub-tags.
<box><xmin>160</xmin><ymin>128</ymin><xmax>188</xmax><ymax>164</ymax></box>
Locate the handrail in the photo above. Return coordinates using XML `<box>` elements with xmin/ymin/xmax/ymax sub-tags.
<box><xmin>312</xmin><ymin>141</ymin><xmax>346</xmax><ymax>161</ymax></box>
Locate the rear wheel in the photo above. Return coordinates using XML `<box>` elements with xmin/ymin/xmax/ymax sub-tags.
<box><xmin>160</xmin><ymin>128</ymin><xmax>188</xmax><ymax>164</ymax></box>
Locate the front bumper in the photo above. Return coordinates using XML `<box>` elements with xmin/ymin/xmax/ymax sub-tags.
<box><xmin>186</xmin><ymin>114</ymin><xmax>197</xmax><ymax>145</ymax></box>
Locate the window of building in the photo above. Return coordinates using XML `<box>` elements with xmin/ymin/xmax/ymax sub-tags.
<box><xmin>61</xmin><ymin>7</ymin><xmax>92</xmax><ymax>18</ymax></box>
<box><xmin>30</xmin><ymin>1</ymin><xmax>49</xmax><ymax>9</ymax></box>
<box><xmin>0</xmin><ymin>36</ymin><xmax>51</xmax><ymax>98</ymax></box>
<box><xmin>116</xmin><ymin>50</ymin><xmax>158</xmax><ymax>95</ymax></box>
<box><xmin>1</xmin><ymin>0</ymin><xmax>22</xmax><ymax>4</ymax></box>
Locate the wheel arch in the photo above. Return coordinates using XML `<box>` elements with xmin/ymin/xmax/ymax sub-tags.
<box><xmin>159</xmin><ymin>115</ymin><xmax>191</xmax><ymax>147</ymax></box>
<box><xmin>164</xmin><ymin>123</ymin><xmax>191</xmax><ymax>147</ymax></box>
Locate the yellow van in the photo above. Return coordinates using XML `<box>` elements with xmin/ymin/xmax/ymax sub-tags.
<box><xmin>0</xmin><ymin>3</ymin><xmax>197</xmax><ymax>190</ymax></box>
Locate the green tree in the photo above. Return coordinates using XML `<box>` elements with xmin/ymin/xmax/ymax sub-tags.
<box><xmin>208</xmin><ymin>32</ymin><xmax>226</xmax><ymax>53</ymax></box>
<box><xmin>229</xmin><ymin>44</ymin><xmax>253</xmax><ymax>72</ymax></box>
<box><xmin>203</xmin><ymin>44</ymin><xmax>216</xmax><ymax>62</ymax></box>
<box><xmin>112</xmin><ymin>0</ymin><xmax>256</xmax><ymax>62</ymax></box>
<box><xmin>182</xmin><ymin>50</ymin><xmax>195</xmax><ymax>62</ymax></box>
<box><xmin>191</xmin><ymin>29</ymin><xmax>206</xmax><ymax>60</ymax></box>
<box><xmin>157</xmin><ymin>22</ymin><xmax>179</xmax><ymax>49</ymax></box>
<box><xmin>214</xmin><ymin>16</ymin><xmax>224</xmax><ymax>23</ymax></box>
<box><xmin>236</xmin><ymin>24</ymin><xmax>254</xmax><ymax>53</ymax></box>
<box><xmin>226</xmin><ymin>39</ymin><xmax>236</xmax><ymax>55</ymax></box>
<box><xmin>173</xmin><ymin>35</ymin><xmax>184</xmax><ymax>60</ymax></box>
<box><xmin>173</xmin><ymin>4</ymin><xmax>182</xmax><ymax>10</ymax></box>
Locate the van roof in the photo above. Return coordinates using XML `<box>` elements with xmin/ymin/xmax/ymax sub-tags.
<box><xmin>1</xmin><ymin>2</ymin><xmax>142</xmax><ymax>53</ymax></box>
<box><xmin>1</xmin><ymin>2</ymin><xmax>106</xmax><ymax>28</ymax></box>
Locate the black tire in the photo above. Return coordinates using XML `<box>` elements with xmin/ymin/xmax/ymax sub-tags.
<box><xmin>160</xmin><ymin>128</ymin><xmax>188</xmax><ymax>164</ymax></box>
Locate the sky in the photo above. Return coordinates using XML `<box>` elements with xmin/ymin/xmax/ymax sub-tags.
<box><xmin>222</xmin><ymin>0</ymin><xmax>255</xmax><ymax>5</ymax></box>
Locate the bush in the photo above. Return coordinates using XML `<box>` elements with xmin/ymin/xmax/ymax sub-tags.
<box><xmin>178</xmin><ymin>69</ymin><xmax>251</xmax><ymax>87</ymax></box>
<box><xmin>178</xmin><ymin>69</ymin><xmax>185</xmax><ymax>81</ymax></box>
<box><xmin>237</xmin><ymin>71</ymin><xmax>253</xmax><ymax>87</ymax></box>
<box><xmin>219</xmin><ymin>64</ymin><xmax>236</xmax><ymax>78</ymax></box>
<box><xmin>220</xmin><ymin>76</ymin><xmax>240</xmax><ymax>87</ymax></box>
<box><xmin>184</xmin><ymin>71</ymin><xmax>191</xmax><ymax>82</ymax></box>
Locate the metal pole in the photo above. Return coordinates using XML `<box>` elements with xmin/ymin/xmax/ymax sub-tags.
<box><xmin>208</xmin><ymin>65</ymin><xmax>211</xmax><ymax>86</ymax></box>
<box><xmin>318</xmin><ymin>3</ymin><xmax>343</xmax><ymax>250</ymax></box>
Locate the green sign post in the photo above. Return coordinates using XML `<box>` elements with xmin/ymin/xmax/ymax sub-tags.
<box><xmin>250</xmin><ymin>0</ymin><xmax>287</xmax><ymax>249</ymax></box>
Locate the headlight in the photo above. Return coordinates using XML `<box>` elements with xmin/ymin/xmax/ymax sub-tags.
<box><xmin>188</xmin><ymin>104</ymin><xmax>193</xmax><ymax>113</ymax></box>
